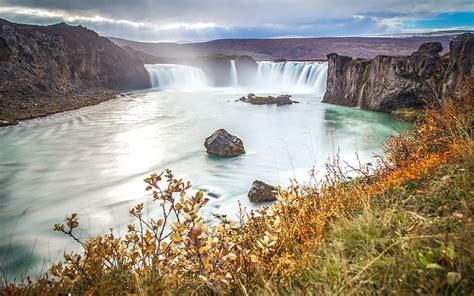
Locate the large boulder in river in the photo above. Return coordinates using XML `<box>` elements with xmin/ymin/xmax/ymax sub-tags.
<box><xmin>204</xmin><ymin>129</ymin><xmax>245</xmax><ymax>157</ymax></box>
<box><xmin>248</xmin><ymin>180</ymin><xmax>278</xmax><ymax>202</ymax></box>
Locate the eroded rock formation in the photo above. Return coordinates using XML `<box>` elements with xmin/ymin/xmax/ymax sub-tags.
<box><xmin>323</xmin><ymin>33</ymin><xmax>473</xmax><ymax>112</ymax></box>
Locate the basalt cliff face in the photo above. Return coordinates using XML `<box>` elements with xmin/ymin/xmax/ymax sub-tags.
<box><xmin>323</xmin><ymin>33</ymin><xmax>473</xmax><ymax>112</ymax></box>
<box><xmin>0</xmin><ymin>19</ymin><xmax>150</xmax><ymax>124</ymax></box>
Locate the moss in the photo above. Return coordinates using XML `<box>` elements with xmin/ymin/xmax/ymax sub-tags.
<box><xmin>249</xmin><ymin>96</ymin><xmax>277</xmax><ymax>105</ymax></box>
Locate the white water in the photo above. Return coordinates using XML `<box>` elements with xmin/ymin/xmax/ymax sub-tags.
<box><xmin>256</xmin><ymin>61</ymin><xmax>328</xmax><ymax>94</ymax></box>
<box><xmin>146</xmin><ymin>64</ymin><xmax>210</xmax><ymax>91</ymax></box>
<box><xmin>146</xmin><ymin>61</ymin><xmax>328</xmax><ymax>94</ymax></box>
<box><xmin>230</xmin><ymin>60</ymin><xmax>238</xmax><ymax>86</ymax></box>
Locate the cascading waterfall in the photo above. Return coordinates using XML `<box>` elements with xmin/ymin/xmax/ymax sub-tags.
<box><xmin>230</xmin><ymin>60</ymin><xmax>238</xmax><ymax>86</ymax></box>
<box><xmin>145</xmin><ymin>64</ymin><xmax>210</xmax><ymax>90</ymax></box>
<box><xmin>256</xmin><ymin>61</ymin><xmax>328</xmax><ymax>94</ymax></box>
<box><xmin>145</xmin><ymin>61</ymin><xmax>328</xmax><ymax>94</ymax></box>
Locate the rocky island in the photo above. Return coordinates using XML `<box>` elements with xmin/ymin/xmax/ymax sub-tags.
<box><xmin>237</xmin><ymin>93</ymin><xmax>297</xmax><ymax>106</ymax></box>
<box><xmin>0</xmin><ymin>19</ymin><xmax>150</xmax><ymax>125</ymax></box>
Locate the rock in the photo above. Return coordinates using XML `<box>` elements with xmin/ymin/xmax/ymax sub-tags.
<box><xmin>322</xmin><ymin>41</ymin><xmax>449</xmax><ymax>112</ymax></box>
<box><xmin>323</xmin><ymin>35</ymin><xmax>474</xmax><ymax>111</ymax></box>
<box><xmin>204</xmin><ymin>129</ymin><xmax>245</xmax><ymax>157</ymax></box>
<box><xmin>198</xmin><ymin>55</ymin><xmax>232</xmax><ymax>86</ymax></box>
<box><xmin>235</xmin><ymin>55</ymin><xmax>258</xmax><ymax>86</ymax></box>
<box><xmin>248</xmin><ymin>180</ymin><xmax>278</xmax><ymax>202</ymax></box>
<box><xmin>274</xmin><ymin>58</ymin><xmax>287</xmax><ymax>63</ymax></box>
<box><xmin>0</xmin><ymin>120</ymin><xmax>17</xmax><ymax>126</ymax></box>
<box><xmin>418</xmin><ymin>42</ymin><xmax>443</xmax><ymax>53</ymax></box>
<box><xmin>442</xmin><ymin>33</ymin><xmax>474</xmax><ymax>98</ymax></box>
<box><xmin>276</xmin><ymin>95</ymin><xmax>293</xmax><ymax>106</ymax></box>
<box><xmin>238</xmin><ymin>93</ymin><xmax>296</xmax><ymax>105</ymax></box>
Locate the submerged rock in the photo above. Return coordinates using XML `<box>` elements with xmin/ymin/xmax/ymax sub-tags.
<box><xmin>248</xmin><ymin>180</ymin><xmax>278</xmax><ymax>202</ymax></box>
<box><xmin>0</xmin><ymin>120</ymin><xmax>17</xmax><ymax>126</ymax></box>
<box><xmin>204</xmin><ymin>129</ymin><xmax>245</xmax><ymax>157</ymax></box>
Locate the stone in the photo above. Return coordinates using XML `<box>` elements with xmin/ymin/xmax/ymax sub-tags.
<box><xmin>248</xmin><ymin>180</ymin><xmax>278</xmax><ymax>202</ymax></box>
<box><xmin>418</xmin><ymin>42</ymin><xmax>443</xmax><ymax>53</ymax></box>
<box><xmin>276</xmin><ymin>95</ymin><xmax>293</xmax><ymax>106</ymax></box>
<box><xmin>204</xmin><ymin>129</ymin><xmax>245</xmax><ymax>157</ymax></box>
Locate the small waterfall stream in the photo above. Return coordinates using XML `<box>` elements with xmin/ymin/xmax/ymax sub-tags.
<box><xmin>230</xmin><ymin>60</ymin><xmax>238</xmax><ymax>86</ymax></box>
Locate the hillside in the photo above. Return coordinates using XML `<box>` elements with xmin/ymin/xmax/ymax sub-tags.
<box><xmin>107</xmin><ymin>32</ymin><xmax>469</xmax><ymax>61</ymax></box>
<box><xmin>0</xmin><ymin>19</ymin><xmax>150</xmax><ymax>125</ymax></box>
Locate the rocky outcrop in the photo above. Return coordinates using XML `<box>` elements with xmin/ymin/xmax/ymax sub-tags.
<box><xmin>237</xmin><ymin>93</ymin><xmax>296</xmax><ymax>106</ymax></box>
<box><xmin>197</xmin><ymin>55</ymin><xmax>258</xmax><ymax>86</ymax></box>
<box><xmin>0</xmin><ymin>19</ymin><xmax>150</xmax><ymax>123</ymax></box>
<box><xmin>323</xmin><ymin>42</ymin><xmax>449</xmax><ymax>112</ymax></box>
<box><xmin>235</xmin><ymin>55</ymin><xmax>257</xmax><ymax>86</ymax></box>
<box><xmin>198</xmin><ymin>55</ymin><xmax>233</xmax><ymax>86</ymax></box>
<box><xmin>323</xmin><ymin>34</ymin><xmax>473</xmax><ymax>112</ymax></box>
<box><xmin>442</xmin><ymin>33</ymin><xmax>474</xmax><ymax>98</ymax></box>
<box><xmin>248</xmin><ymin>180</ymin><xmax>278</xmax><ymax>202</ymax></box>
<box><xmin>204</xmin><ymin>129</ymin><xmax>245</xmax><ymax>157</ymax></box>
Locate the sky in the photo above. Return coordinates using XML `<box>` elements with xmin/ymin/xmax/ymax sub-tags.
<box><xmin>0</xmin><ymin>0</ymin><xmax>473</xmax><ymax>42</ymax></box>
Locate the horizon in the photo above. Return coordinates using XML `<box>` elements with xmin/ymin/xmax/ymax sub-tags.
<box><xmin>0</xmin><ymin>1</ymin><xmax>473</xmax><ymax>42</ymax></box>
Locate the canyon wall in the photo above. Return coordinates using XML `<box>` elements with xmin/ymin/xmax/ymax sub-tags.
<box><xmin>0</xmin><ymin>19</ymin><xmax>150</xmax><ymax>123</ymax></box>
<box><xmin>323</xmin><ymin>33</ymin><xmax>473</xmax><ymax>112</ymax></box>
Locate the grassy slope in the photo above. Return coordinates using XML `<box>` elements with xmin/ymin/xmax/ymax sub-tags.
<box><xmin>265</xmin><ymin>160</ymin><xmax>473</xmax><ymax>295</ymax></box>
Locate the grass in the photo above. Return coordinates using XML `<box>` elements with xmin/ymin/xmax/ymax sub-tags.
<box><xmin>2</xmin><ymin>82</ymin><xmax>473</xmax><ymax>295</ymax></box>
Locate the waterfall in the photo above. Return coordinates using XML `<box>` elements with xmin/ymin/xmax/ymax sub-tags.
<box><xmin>145</xmin><ymin>61</ymin><xmax>328</xmax><ymax>94</ymax></box>
<box><xmin>145</xmin><ymin>64</ymin><xmax>210</xmax><ymax>90</ymax></box>
<box><xmin>256</xmin><ymin>61</ymin><xmax>328</xmax><ymax>94</ymax></box>
<box><xmin>230</xmin><ymin>60</ymin><xmax>238</xmax><ymax>86</ymax></box>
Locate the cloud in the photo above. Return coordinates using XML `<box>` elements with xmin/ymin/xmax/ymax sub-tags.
<box><xmin>0</xmin><ymin>0</ymin><xmax>472</xmax><ymax>41</ymax></box>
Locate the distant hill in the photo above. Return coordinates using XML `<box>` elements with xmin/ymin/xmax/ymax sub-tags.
<box><xmin>108</xmin><ymin>31</ymin><xmax>472</xmax><ymax>61</ymax></box>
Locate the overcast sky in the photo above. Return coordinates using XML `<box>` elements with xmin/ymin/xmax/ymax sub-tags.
<box><xmin>0</xmin><ymin>0</ymin><xmax>473</xmax><ymax>42</ymax></box>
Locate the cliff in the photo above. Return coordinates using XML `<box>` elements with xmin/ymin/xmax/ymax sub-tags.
<box><xmin>0</xmin><ymin>19</ymin><xmax>150</xmax><ymax>124</ymax></box>
<box><xmin>323</xmin><ymin>33</ymin><xmax>473</xmax><ymax>112</ymax></box>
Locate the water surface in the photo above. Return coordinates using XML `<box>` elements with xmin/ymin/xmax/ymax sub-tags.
<box><xmin>0</xmin><ymin>88</ymin><xmax>409</xmax><ymax>278</ymax></box>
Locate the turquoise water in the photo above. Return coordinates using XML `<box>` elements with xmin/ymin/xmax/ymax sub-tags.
<box><xmin>0</xmin><ymin>88</ymin><xmax>410</xmax><ymax>279</ymax></box>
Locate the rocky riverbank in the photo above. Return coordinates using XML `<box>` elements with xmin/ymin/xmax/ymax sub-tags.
<box><xmin>0</xmin><ymin>19</ymin><xmax>150</xmax><ymax>125</ymax></box>
<box><xmin>0</xmin><ymin>89</ymin><xmax>117</xmax><ymax>126</ymax></box>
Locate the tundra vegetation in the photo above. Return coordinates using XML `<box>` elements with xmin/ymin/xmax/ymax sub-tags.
<box><xmin>2</xmin><ymin>81</ymin><xmax>473</xmax><ymax>295</ymax></box>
